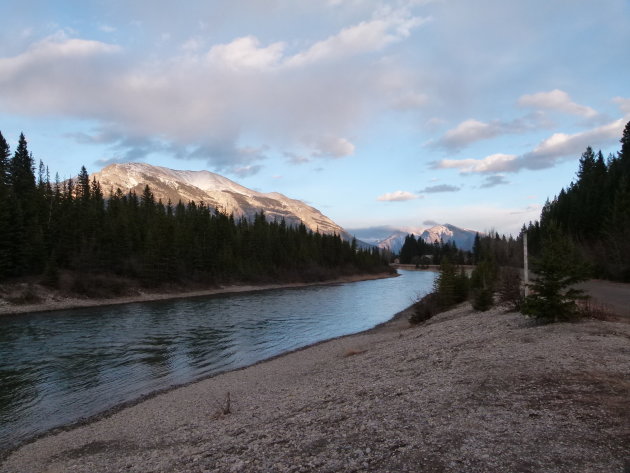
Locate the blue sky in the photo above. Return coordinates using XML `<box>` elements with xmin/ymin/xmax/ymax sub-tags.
<box><xmin>1</xmin><ymin>0</ymin><xmax>629</xmax><ymax>235</ymax></box>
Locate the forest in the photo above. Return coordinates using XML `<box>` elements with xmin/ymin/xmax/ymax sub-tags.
<box><xmin>525</xmin><ymin>120</ymin><xmax>630</xmax><ymax>281</ymax></box>
<box><xmin>0</xmin><ymin>132</ymin><xmax>390</xmax><ymax>294</ymax></box>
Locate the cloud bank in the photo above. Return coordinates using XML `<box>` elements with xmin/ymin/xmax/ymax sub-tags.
<box><xmin>433</xmin><ymin>118</ymin><xmax>626</xmax><ymax>174</ymax></box>
<box><xmin>0</xmin><ymin>7</ymin><xmax>428</xmax><ymax>175</ymax></box>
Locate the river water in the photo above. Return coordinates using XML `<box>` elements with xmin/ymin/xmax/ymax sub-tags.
<box><xmin>0</xmin><ymin>269</ymin><xmax>435</xmax><ymax>451</ymax></box>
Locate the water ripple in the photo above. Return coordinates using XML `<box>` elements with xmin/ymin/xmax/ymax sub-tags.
<box><xmin>0</xmin><ymin>270</ymin><xmax>434</xmax><ymax>450</ymax></box>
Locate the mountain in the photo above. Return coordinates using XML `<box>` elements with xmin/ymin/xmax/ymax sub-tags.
<box><xmin>347</xmin><ymin>226</ymin><xmax>423</xmax><ymax>254</ymax></box>
<box><xmin>419</xmin><ymin>224</ymin><xmax>479</xmax><ymax>252</ymax></box>
<box><xmin>91</xmin><ymin>163</ymin><xmax>353</xmax><ymax>239</ymax></box>
<box><xmin>348</xmin><ymin>224</ymin><xmax>479</xmax><ymax>253</ymax></box>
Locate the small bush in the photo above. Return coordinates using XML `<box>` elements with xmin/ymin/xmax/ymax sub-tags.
<box><xmin>497</xmin><ymin>267</ymin><xmax>523</xmax><ymax>310</ymax></box>
<box><xmin>409</xmin><ymin>293</ymin><xmax>439</xmax><ymax>324</ymax></box>
<box><xmin>472</xmin><ymin>287</ymin><xmax>493</xmax><ymax>311</ymax></box>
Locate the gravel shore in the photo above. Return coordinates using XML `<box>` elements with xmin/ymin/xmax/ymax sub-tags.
<box><xmin>2</xmin><ymin>303</ymin><xmax>629</xmax><ymax>473</ymax></box>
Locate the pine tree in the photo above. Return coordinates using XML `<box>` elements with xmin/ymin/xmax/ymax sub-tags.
<box><xmin>0</xmin><ymin>132</ymin><xmax>12</xmax><ymax>277</ymax></box>
<box><xmin>0</xmin><ymin>131</ymin><xmax>10</xmax><ymax>187</ymax></box>
<box><xmin>10</xmin><ymin>133</ymin><xmax>36</xmax><ymax>198</ymax></box>
<box><xmin>9</xmin><ymin>134</ymin><xmax>43</xmax><ymax>275</ymax></box>
<box><xmin>522</xmin><ymin>225</ymin><xmax>589</xmax><ymax>321</ymax></box>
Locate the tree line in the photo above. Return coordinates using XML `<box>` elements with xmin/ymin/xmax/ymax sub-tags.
<box><xmin>525</xmin><ymin>120</ymin><xmax>630</xmax><ymax>281</ymax></box>
<box><xmin>410</xmin><ymin>120</ymin><xmax>630</xmax><ymax>324</ymax></box>
<box><xmin>0</xmin><ymin>132</ymin><xmax>390</xmax><ymax>293</ymax></box>
<box><xmin>398</xmin><ymin>234</ymin><xmax>470</xmax><ymax>266</ymax></box>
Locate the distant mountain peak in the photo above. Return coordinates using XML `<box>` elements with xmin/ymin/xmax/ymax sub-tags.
<box><xmin>349</xmin><ymin>223</ymin><xmax>480</xmax><ymax>253</ymax></box>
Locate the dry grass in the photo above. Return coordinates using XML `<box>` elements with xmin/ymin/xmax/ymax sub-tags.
<box><xmin>578</xmin><ymin>299</ymin><xmax>623</xmax><ymax>322</ymax></box>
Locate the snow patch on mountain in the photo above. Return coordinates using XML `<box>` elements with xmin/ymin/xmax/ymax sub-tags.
<box><xmin>349</xmin><ymin>223</ymin><xmax>480</xmax><ymax>253</ymax></box>
<box><xmin>91</xmin><ymin>163</ymin><xmax>352</xmax><ymax>239</ymax></box>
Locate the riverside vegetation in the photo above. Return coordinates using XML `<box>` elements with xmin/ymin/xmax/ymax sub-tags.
<box><xmin>411</xmin><ymin>120</ymin><xmax>630</xmax><ymax>324</ymax></box>
<box><xmin>0</xmin><ymin>132</ymin><xmax>390</xmax><ymax>300</ymax></box>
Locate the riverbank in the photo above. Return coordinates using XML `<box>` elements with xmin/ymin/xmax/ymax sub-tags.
<box><xmin>0</xmin><ymin>272</ymin><xmax>395</xmax><ymax>316</ymax></box>
<box><xmin>3</xmin><ymin>301</ymin><xmax>628</xmax><ymax>472</ymax></box>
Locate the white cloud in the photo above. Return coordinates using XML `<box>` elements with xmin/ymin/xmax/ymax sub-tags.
<box><xmin>518</xmin><ymin>89</ymin><xmax>598</xmax><ymax>118</ymax></box>
<box><xmin>0</xmin><ymin>7</ymin><xmax>426</xmax><ymax>174</ymax></box>
<box><xmin>433</xmin><ymin>118</ymin><xmax>626</xmax><ymax>174</ymax></box>
<box><xmin>285</xmin><ymin>10</ymin><xmax>428</xmax><ymax>67</ymax></box>
<box><xmin>308</xmin><ymin>136</ymin><xmax>355</xmax><ymax>158</ymax></box>
<box><xmin>527</xmin><ymin>118</ymin><xmax>625</xmax><ymax>164</ymax></box>
<box><xmin>430</xmin><ymin>113</ymin><xmax>550</xmax><ymax>151</ymax></box>
<box><xmin>0</xmin><ymin>35</ymin><xmax>119</xmax><ymax>77</ymax></box>
<box><xmin>377</xmin><ymin>190</ymin><xmax>421</xmax><ymax>201</ymax></box>
<box><xmin>435</xmin><ymin>153</ymin><xmax>518</xmax><ymax>174</ymax></box>
<box><xmin>207</xmin><ymin>36</ymin><xmax>285</xmax><ymax>70</ymax></box>
<box><xmin>434</xmin><ymin>119</ymin><xmax>499</xmax><ymax>150</ymax></box>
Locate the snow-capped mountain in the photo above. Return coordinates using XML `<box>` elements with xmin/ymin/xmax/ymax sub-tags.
<box><xmin>91</xmin><ymin>163</ymin><xmax>352</xmax><ymax>239</ymax></box>
<box><xmin>349</xmin><ymin>223</ymin><xmax>479</xmax><ymax>253</ymax></box>
<box><xmin>348</xmin><ymin>226</ymin><xmax>423</xmax><ymax>254</ymax></box>
<box><xmin>419</xmin><ymin>224</ymin><xmax>479</xmax><ymax>251</ymax></box>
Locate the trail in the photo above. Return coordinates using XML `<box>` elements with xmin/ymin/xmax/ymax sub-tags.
<box><xmin>577</xmin><ymin>279</ymin><xmax>630</xmax><ymax>317</ymax></box>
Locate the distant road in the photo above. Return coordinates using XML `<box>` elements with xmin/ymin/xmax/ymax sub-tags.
<box><xmin>576</xmin><ymin>279</ymin><xmax>630</xmax><ymax>317</ymax></box>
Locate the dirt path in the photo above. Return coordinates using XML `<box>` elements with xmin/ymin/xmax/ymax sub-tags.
<box><xmin>577</xmin><ymin>279</ymin><xmax>630</xmax><ymax>317</ymax></box>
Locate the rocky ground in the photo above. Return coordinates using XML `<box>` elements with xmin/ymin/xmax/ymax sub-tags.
<box><xmin>2</xmin><ymin>302</ymin><xmax>629</xmax><ymax>473</ymax></box>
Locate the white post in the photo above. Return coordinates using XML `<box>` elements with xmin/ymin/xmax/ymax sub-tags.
<box><xmin>523</xmin><ymin>232</ymin><xmax>529</xmax><ymax>297</ymax></box>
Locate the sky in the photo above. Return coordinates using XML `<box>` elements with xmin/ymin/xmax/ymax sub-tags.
<box><xmin>0</xmin><ymin>0</ymin><xmax>629</xmax><ymax>236</ymax></box>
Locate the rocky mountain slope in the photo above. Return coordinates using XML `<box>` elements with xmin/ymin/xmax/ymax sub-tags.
<box><xmin>349</xmin><ymin>223</ymin><xmax>479</xmax><ymax>253</ymax></box>
<box><xmin>91</xmin><ymin>163</ymin><xmax>352</xmax><ymax>239</ymax></box>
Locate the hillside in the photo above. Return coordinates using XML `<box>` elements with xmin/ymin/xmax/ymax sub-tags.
<box><xmin>92</xmin><ymin>163</ymin><xmax>352</xmax><ymax>239</ymax></box>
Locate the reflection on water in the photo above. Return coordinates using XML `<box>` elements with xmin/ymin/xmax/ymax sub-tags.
<box><xmin>0</xmin><ymin>270</ymin><xmax>434</xmax><ymax>450</ymax></box>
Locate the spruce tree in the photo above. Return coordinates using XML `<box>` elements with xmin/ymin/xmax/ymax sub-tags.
<box><xmin>0</xmin><ymin>132</ymin><xmax>12</xmax><ymax>277</ymax></box>
<box><xmin>522</xmin><ymin>224</ymin><xmax>589</xmax><ymax>321</ymax></box>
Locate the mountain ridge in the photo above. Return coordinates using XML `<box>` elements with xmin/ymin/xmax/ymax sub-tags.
<box><xmin>349</xmin><ymin>223</ymin><xmax>480</xmax><ymax>253</ymax></box>
<box><xmin>90</xmin><ymin>162</ymin><xmax>353</xmax><ymax>240</ymax></box>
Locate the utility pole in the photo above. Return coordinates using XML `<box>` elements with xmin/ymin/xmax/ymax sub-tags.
<box><xmin>523</xmin><ymin>232</ymin><xmax>529</xmax><ymax>297</ymax></box>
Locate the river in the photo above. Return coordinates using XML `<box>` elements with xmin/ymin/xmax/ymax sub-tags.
<box><xmin>0</xmin><ymin>269</ymin><xmax>435</xmax><ymax>451</ymax></box>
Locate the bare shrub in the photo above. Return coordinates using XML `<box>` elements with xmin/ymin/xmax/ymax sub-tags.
<box><xmin>497</xmin><ymin>266</ymin><xmax>523</xmax><ymax>310</ymax></box>
<box><xmin>577</xmin><ymin>300</ymin><xmax>618</xmax><ymax>321</ymax></box>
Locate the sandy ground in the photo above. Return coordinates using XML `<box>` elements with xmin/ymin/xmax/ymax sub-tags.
<box><xmin>2</xmin><ymin>302</ymin><xmax>629</xmax><ymax>473</ymax></box>
<box><xmin>0</xmin><ymin>272</ymin><xmax>394</xmax><ymax>317</ymax></box>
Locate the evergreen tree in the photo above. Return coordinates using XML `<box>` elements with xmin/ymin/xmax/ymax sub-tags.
<box><xmin>522</xmin><ymin>225</ymin><xmax>588</xmax><ymax>322</ymax></box>
<box><xmin>0</xmin><ymin>132</ymin><xmax>12</xmax><ymax>277</ymax></box>
<box><xmin>0</xmin><ymin>131</ymin><xmax>10</xmax><ymax>187</ymax></box>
